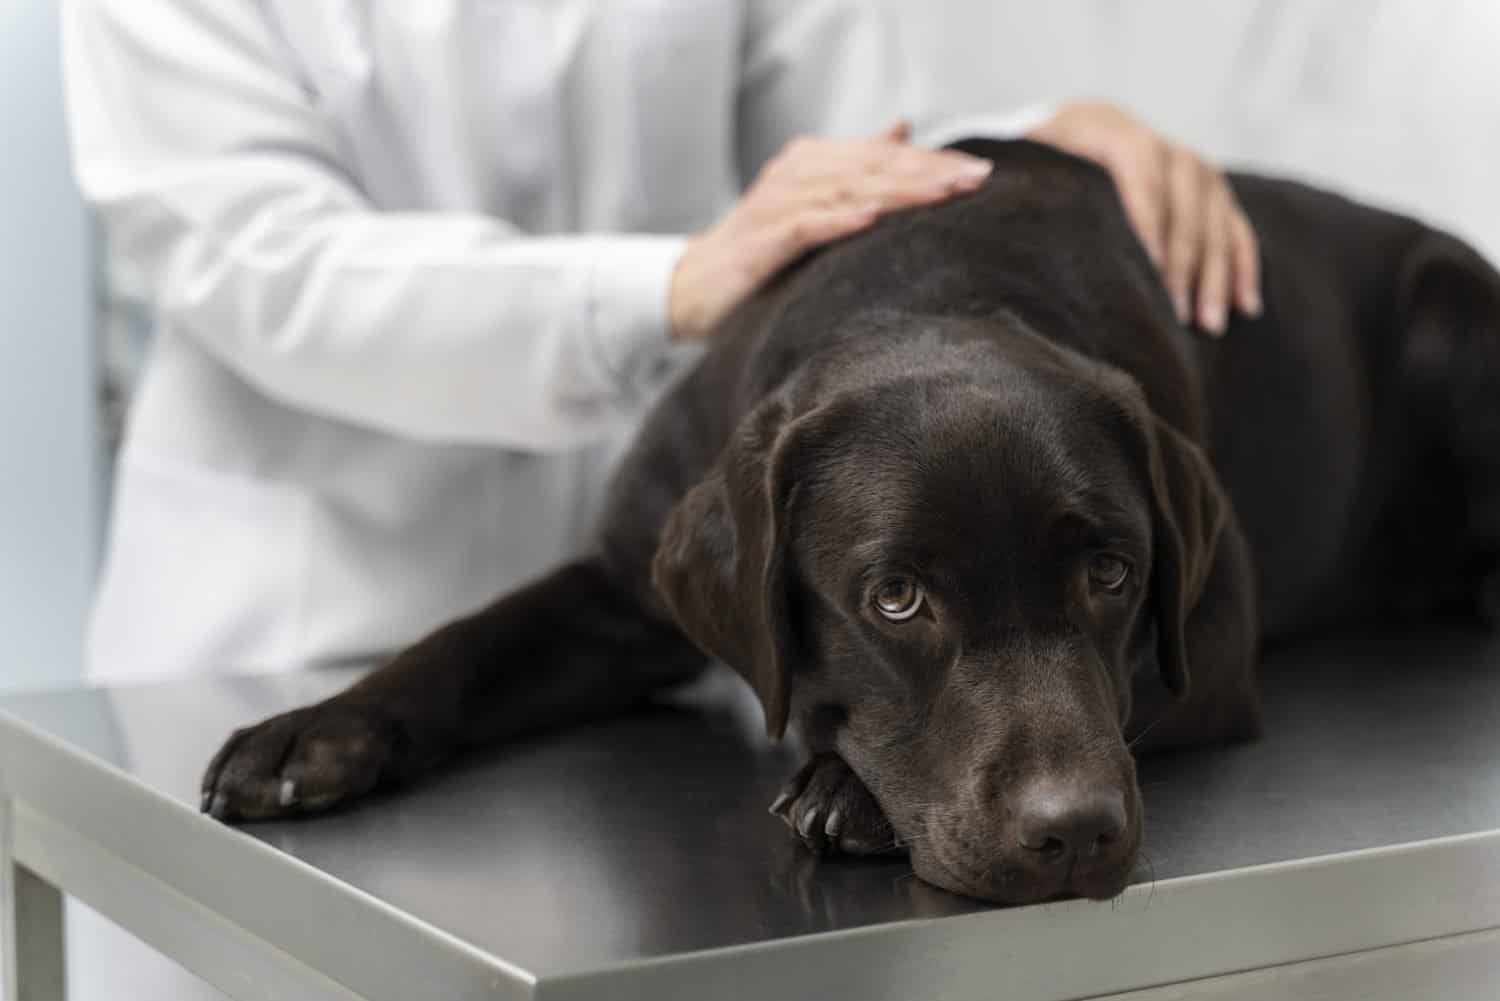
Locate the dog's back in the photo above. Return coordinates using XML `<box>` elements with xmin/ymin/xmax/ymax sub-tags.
<box><xmin>1200</xmin><ymin>175</ymin><xmax>1426</xmax><ymax>635</ymax></box>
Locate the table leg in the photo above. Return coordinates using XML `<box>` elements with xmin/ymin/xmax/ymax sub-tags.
<box><xmin>3</xmin><ymin>798</ymin><xmax>65</xmax><ymax>1001</ymax></box>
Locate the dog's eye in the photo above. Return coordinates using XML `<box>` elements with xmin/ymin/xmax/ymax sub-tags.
<box><xmin>1088</xmin><ymin>554</ymin><xmax>1131</xmax><ymax>593</ymax></box>
<box><xmin>873</xmin><ymin>577</ymin><xmax>924</xmax><ymax>621</ymax></box>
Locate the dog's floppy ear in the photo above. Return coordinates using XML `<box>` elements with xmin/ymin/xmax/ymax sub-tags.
<box><xmin>652</xmin><ymin>393</ymin><xmax>819</xmax><ymax>741</ymax></box>
<box><xmin>1095</xmin><ymin>365</ymin><xmax>1229</xmax><ymax>698</ymax></box>
<box><xmin>1144</xmin><ymin>414</ymin><xmax>1229</xmax><ymax>697</ymax></box>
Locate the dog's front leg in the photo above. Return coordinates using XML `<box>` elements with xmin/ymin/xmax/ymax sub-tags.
<box><xmin>201</xmin><ymin>557</ymin><xmax>706</xmax><ymax>821</ymax></box>
<box><xmin>769</xmin><ymin>754</ymin><xmax>898</xmax><ymax>856</ymax></box>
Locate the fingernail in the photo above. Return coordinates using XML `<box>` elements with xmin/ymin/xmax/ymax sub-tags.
<box><xmin>278</xmin><ymin>779</ymin><xmax>298</xmax><ymax>808</ymax></box>
<box><xmin>1243</xmin><ymin>290</ymin><xmax>1263</xmax><ymax>316</ymax></box>
<box><xmin>1200</xmin><ymin>302</ymin><xmax>1226</xmax><ymax>335</ymax></box>
<box><xmin>769</xmin><ymin>792</ymin><xmax>793</xmax><ymax>816</ymax></box>
<box><xmin>953</xmin><ymin>157</ymin><xmax>993</xmax><ymax>180</ymax></box>
<box><xmin>209</xmin><ymin>793</ymin><xmax>228</xmax><ymax>820</ymax></box>
<box><xmin>200</xmin><ymin>790</ymin><xmax>212</xmax><ymax>813</ymax></box>
<box><xmin>937</xmin><ymin>174</ymin><xmax>986</xmax><ymax>198</ymax></box>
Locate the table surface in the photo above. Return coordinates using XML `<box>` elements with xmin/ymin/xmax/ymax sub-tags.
<box><xmin>4</xmin><ymin>626</ymin><xmax>1500</xmax><ymax>997</ymax></box>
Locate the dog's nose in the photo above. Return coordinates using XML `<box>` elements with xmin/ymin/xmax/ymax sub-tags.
<box><xmin>1014</xmin><ymin>781</ymin><xmax>1127</xmax><ymax>861</ymax></box>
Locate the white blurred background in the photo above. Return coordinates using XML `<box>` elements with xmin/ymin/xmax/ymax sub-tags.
<box><xmin>893</xmin><ymin>0</ymin><xmax>1500</xmax><ymax>260</ymax></box>
<box><xmin>0</xmin><ymin>0</ymin><xmax>96</xmax><ymax>691</ymax></box>
<box><xmin>3</xmin><ymin>0</ymin><xmax>1498</xmax><ymax>692</ymax></box>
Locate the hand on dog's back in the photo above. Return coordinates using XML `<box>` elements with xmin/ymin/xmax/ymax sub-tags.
<box><xmin>667</xmin><ymin>123</ymin><xmax>996</xmax><ymax>341</ymax></box>
<box><xmin>670</xmin><ymin>103</ymin><xmax>1265</xmax><ymax>345</ymax></box>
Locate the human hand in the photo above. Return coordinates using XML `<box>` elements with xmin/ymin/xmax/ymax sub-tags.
<box><xmin>669</xmin><ymin>123</ymin><xmax>995</xmax><ymax>340</ymax></box>
<box><xmin>1028</xmin><ymin>100</ymin><xmax>1261</xmax><ymax>336</ymax></box>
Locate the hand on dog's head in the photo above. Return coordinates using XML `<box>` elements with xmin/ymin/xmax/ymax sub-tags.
<box><xmin>653</xmin><ymin>324</ymin><xmax>1226</xmax><ymax>903</ymax></box>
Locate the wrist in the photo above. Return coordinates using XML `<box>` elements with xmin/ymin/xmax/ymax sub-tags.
<box><xmin>669</xmin><ymin>233</ymin><xmax>713</xmax><ymax>341</ymax></box>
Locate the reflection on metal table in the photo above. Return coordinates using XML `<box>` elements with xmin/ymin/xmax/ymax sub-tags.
<box><xmin>3</xmin><ymin>626</ymin><xmax>1500</xmax><ymax>1000</ymax></box>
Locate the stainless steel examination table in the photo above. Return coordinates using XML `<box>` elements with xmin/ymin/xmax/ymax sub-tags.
<box><xmin>3</xmin><ymin>626</ymin><xmax>1500</xmax><ymax>1001</ymax></box>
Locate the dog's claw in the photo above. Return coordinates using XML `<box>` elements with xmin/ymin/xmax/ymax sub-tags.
<box><xmin>797</xmin><ymin>808</ymin><xmax>819</xmax><ymax>840</ymax></box>
<box><xmin>771</xmin><ymin>754</ymin><xmax>898</xmax><ymax>857</ymax></box>
<box><xmin>824</xmin><ymin>808</ymin><xmax>844</xmax><ymax>839</ymax></box>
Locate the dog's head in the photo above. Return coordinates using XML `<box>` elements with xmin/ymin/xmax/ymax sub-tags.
<box><xmin>652</xmin><ymin>327</ymin><xmax>1226</xmax><ymax>903</ymax></box>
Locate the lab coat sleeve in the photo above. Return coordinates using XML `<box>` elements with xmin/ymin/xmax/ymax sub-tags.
<box><xmin>735</xmin><ymin>1</ymin><xmax>1058</xmax><ymax>179</ymax></box>
<box><xmin>63</xmin><ymin>0</ymin><xmax>696</xmax><ymax>452</ymax></box>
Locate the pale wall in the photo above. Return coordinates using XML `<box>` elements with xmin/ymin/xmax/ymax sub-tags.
<box><xmin>892</xmin><ymin>0</ymin><xmax>1500</xmax><ymax>260</ymax></box>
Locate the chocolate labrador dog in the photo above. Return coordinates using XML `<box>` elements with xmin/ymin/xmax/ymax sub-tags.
<box><xmin>202</xmin><ymin>139</ymin><xmax>1500</xmax><ymax>904</ymax></box>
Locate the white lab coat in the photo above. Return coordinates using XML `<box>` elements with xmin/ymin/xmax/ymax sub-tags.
<box><xmin>66</xmin><ymin>0</ymin><xmax>1049</xmax><ymax>685</ymax></box>
<box><xmin>64</xmin><ymin>2</ymin><xmax>1049</xmax><ymax>997</ymax></box>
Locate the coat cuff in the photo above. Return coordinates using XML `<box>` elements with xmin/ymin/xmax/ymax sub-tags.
<box><xmin>586</xmin><ymin>234</ymin><xmax>702</xmax><ymax>400</ymax></box>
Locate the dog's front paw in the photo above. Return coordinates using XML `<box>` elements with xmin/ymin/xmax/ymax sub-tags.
<box><xmin>769</xmin><ymin>754</ymin><xmax>896</xmax><ymax>856</ymax></box>
<box><xmin>201</xmin><ymin>701</ymin><xmax>402</xmax><ymax>822</ymax></box>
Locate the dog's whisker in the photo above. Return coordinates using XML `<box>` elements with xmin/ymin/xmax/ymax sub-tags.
<box><xmin>1128</xmin><ymin>849</ymin><xmax>1159</xmax><ymax>912</ymax></box>
<box><xmin>1126</xmin><ymin>712</ymin><xmax>1167</xmax><ymax>750</ymax></box>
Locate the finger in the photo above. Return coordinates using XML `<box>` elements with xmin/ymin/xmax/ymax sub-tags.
<box><xmin>1195</xmin><ymin>185</ymin><xmax>1233</xmax><ymax>337</ymax></box>
<box><xmin>780</xmin><ymin>136</ymin><xmax>984</xmax><ymax>200</ymax></box>
<box><xmin>858</xmin><ymin>147</ymin><xmax>993</xmax><ymax>208</ymax></box>
<box><xmin>1107</xmin><ymin>142</ymin><xmax>1167</xmax><ymax>268</ymax></box>
<box><xmin>887</xmin><ymin>145</ymin><xmax>992</xmax><ymax>184</ymax></box>
<box><xmin>794</xmin><ymin>147</ymin><xmax>989</xmax><ymax>217</ymax></box>
<box><xmin>1164</xmin><ymin>148</ymin><xmax>1205</xmax><ymax>324</ymax></box>
<box><xmin>814</xmin><ymin>166</ymin><xmax>983</xmax><ymax>216</ymax></box>
<box><xmin>1230</xmin><ymin>208</ymin><xmax>1263</xmax><ymax>316</ymax></box>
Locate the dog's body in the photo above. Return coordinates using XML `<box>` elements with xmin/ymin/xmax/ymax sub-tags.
<box><xmin>204</xmin><ymin>141</ymin><xmax>1500</xmax><ymax>903</ymax></box>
